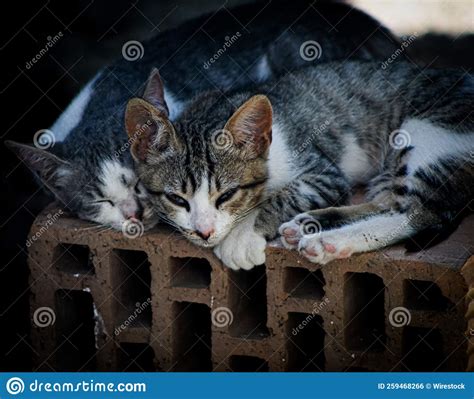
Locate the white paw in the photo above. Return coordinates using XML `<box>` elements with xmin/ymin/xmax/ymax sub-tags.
<box><xmin>298</xmin><ymin>230</ymin><xmax>354</xmax><ymax>265</ymax></box>
<box><xmin>279</xmin><ymin>212</ymin><xmax>321</xmax><ymax>249</ymax></box>
<box><xmin>214</xmin><ymin>215</ymin><xmax>266</xmax><ymax>270</ymax></box>
<box><xmin>279</xmin><ymin>219</ymin><xmax>301</xmax><ymax>249</ymax></box>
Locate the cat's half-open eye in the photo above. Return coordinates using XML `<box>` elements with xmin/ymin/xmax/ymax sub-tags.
<box><xmin>134</xmin><ymin>181</ymin><xmax>142</xmax><ymax>194</ymax></box>
<box><xmin>165</xmin><ymin>193</ymin><xmax>190</xmax><ymax>211</ymax></box>
<box><xmin>216</xmin><ymin>187</ymin><xmax>239</xmax><ymax>208</ymax></box>
<box><xmin>95</xmin><ymin>199</ymin><xmax>115</xmax><ymax>207</ymax></box>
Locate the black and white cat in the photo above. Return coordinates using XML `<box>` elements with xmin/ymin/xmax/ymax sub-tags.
<box><xmin>125</xmin><ymin>62</ymin><xmax>473</xmax><ymax>270</ymax></box>
<box><xmin>7</xmin><ymin>0</ymin><xmax>402</xmax><ymax>230</ymax></box>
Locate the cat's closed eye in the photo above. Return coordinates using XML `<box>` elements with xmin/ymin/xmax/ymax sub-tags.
<box><xmin>95</xmin><ymin>199</ymin><xmax>115</xmax><ymax>207</ymax></box>
<box><xmin>165</xmin><ymin>193</ymin><xmax>190</xmax><ymax>211</ymax></box>
<box><xmin>216</xmin><ymin>187</ymin><xmax>239</xmax><ymax>208</ymax></box>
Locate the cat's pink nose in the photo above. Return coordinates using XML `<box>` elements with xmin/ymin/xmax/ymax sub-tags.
<box><xmin>196</xmin><ymin>228</ymin><xmax>214</xmax><ymax>241</ymax></box>
<box><xmin>125</xmin><ymin>212</ymin><xmax>137</xmax><ymax>220</ymax></box>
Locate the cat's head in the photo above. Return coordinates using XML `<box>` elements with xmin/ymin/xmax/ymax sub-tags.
<box><xmin>6</xmin><ymin>139</ymin><xmax>155</xmax><ymax>230</ymax></box>
<box><xmin>125</xmin><ymin>71</ymin><xmax>273</xmax><ymax>247</ymax></box>
<box><xmin>4</xmin><ymin>70</ymin><xmax>184</xmax><ymax>231</ymax></box>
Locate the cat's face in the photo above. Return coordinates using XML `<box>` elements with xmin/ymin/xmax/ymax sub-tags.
<box><xmin>137</xmin><ymin>136</ymin><xmax>268</xmax><ymax>247</ymax></box>
<box><xmin>65</xmin><ymin>159</ymin><xmax>153</xmax><ymax>230</ymax></box>
<box><xmin>125</xmin><ymin>91</ymin><xmax>273</xmax><ymax>247</ymax></box>
<box><xmin>6</xmin><ymin>141</ymin><xmax>157</xmax><ymax>230</ymax></box>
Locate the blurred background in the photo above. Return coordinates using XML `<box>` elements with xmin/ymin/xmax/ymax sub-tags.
<box><xmin>1</xmin><ymin>0</ymin><xmax>473</xmax><ymax>370</ymax></box>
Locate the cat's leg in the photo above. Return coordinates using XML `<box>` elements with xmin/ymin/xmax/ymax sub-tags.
<box><xmin>296</xmin><ymin>149</ymin><xmax>474</xmax><ymax>264</ymax></box>
<box><xmin>297</xmin><ymin>209</ymin><xmax>415</xmax><ymax>264</ymax></box>
<box><xmin>213</xmin><ymin>210</ymin><xmax>266</xmax><ymax>271</ymax></box>
<box><xmin>280</xmin><ymin>203</ymin><xmax>385</xmax><ymax>249</ymax></box>
<box><xmin>214</xmin><ymin>166</ymin><xmax>350</xmax><ymax>270</ymax></box>
<box><xmin>256</xmin><ymin>166</ymin><xmax>351</xmax><ymax>239</ymax></box>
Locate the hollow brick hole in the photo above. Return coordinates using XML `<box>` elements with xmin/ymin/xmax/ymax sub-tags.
<box><xmin>284</xmin><ymin>267</ymin><xmax>325</xmax><ymax>299</ymax></box>
<box><xmin>111</xmin><ymin>249</ymin><xmax>152</xmax><ymax>328</ymax></box>
<box><xmin>402</xmin><ymin>327</ymin><xmax>444</xmax><ymax>371</ymax></box>
<box><xmin>344</xmin><ymin>272</ymin><xmax>386</xmax><ymax>352</ymax></box>
<box><xmin>403</xmin><ymin>279</ymin><xmax>453</xmax><ymax>311</ymax></box>
<box><xmin>228</xmin><ymin>266</ymin><xmax>269</xmax><ymax>339</ymax></box>
<box><xmin>286</xmin><ymin>312</ymin><xmax>325</xmax><ymax>371</ymax></box>
<box><xmin>54</xmin><ymin>289</ymin><xmax>96</xmax><ymax>371</ymax></box>
<box><xmin>119</xmin><ymin>343</ymin><xmax>155</xmax><ymax>371</ymax></box>
<box><xmin>229</xmin><ymin>355</ymin><xmax>269</xmax><ymax>372</ymax></box>
<box><xmin>172</xmin><ymin>302</ymin><xmax>212</xmax><ymax>371</ymax></box>
<box><xmin>53</xmin><ymin>243</ymin><xmax>94</xmax><ymax>275</ymax></box>
<box><xmin>170</xmin><ymin>256</ymin><xmax>211</xmax><ymax>289</ymax></box>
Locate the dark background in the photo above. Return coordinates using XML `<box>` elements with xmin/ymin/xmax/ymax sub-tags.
<box><xmin>1</xmin><ymin>0</ymin><xmax>473</xmax><ymax>371</ymax></box>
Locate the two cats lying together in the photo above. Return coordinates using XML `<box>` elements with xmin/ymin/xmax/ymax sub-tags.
<box><xmin>8</xmin><ymin>1</ymin><xmax>474</xmax><ymax>271</ymax></box>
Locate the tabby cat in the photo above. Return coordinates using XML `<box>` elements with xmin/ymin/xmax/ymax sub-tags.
<box><xmin>125</xmin><ymin>61</ymin><xmax>473</xmax><ymax>269</ymax></box>
<box><xmin>6</xmin><ymin>0</ymin><xmax>401</xmax><ymax>230</ymax></box>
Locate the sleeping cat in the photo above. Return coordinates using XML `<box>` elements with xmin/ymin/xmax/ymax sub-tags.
<box><xmin>6</xmin><ymin>0</ymin><xmax>402</xmax><ymax>230</ymax></box>
<box><xmin>125</xmin><ymin>62</ymin><xmax>473</xmax><ymax>270</ymax></box>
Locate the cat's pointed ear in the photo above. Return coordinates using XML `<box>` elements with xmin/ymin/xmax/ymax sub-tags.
<box><xmin>224</xmin><ymin>94</ymin><xmax>272</xmax><ymax>158</ymax></box>
<box><xmin>5</xmin><ymin>140</ymin><xmax>70</xmax><ymax>198</ymax></box>
<box><xmin>143</xmin><ymin>68</ymin><xmax>169</xmax><ymax>118</ymax></box>
<box><xmin>125</xmin><ymin>98</ymin><xmax>179</xmax><ymax>162</ymax></box>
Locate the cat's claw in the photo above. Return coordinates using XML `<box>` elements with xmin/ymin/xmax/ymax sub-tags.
<box><xmin>298</xmin><ymin>231</ymin><xmax>354</xmax><ymax>264</ymax></box>
<box><xmin>214</xmin><ymin>216</ymin><xmax>266</xmax><ymax>270</ymax></box>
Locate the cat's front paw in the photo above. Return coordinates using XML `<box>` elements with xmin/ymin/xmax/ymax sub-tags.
<box><xmin>214</xmin><ymin>220</ymin><xmax>266</xmax><ymax>270</ymax></box>
<box><xmin>279</xmin><ymin>213</ymin><xmax>321</xmax><ymax>249</ymax></box>
<box><xmin>298</xmin><ymin>230</ymin><xmax>354</xmax><ymax>265</ymax></box>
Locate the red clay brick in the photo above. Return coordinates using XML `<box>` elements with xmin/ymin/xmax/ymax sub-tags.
<box><xmin>28</xmin><ymin>206</ymin><xmax>473</xmax><ymax>371</ymax></box>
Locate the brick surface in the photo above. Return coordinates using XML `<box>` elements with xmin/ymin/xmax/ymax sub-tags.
<box><xmin>461</xmin><ymin>256</ymin><xmax>474</xmax><ymax>372</ymax></box>
<box><xmin>28</xmin><ymin>207</ymin><xmax>473</xmax><ymax>371</ymax></box>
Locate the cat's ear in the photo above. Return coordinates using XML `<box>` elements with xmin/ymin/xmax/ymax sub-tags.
<box><xmin>125</xmin><ymin>98</ymin><xmax>179</xmax><ymax>162</ymax></box>
<box><xmin>224</xmin><ymin>94</ymin><xmax>272</xmax><ymax>158</ymax></box>
<box><xmin>5</xmin><ymin>140</ymin><xmax>70</xmax><ymax>198</ymax></box>
<box><xmin>143</xmin><ymin>68</ymin><xmax>169</xmax><ymax>118</ymax></box>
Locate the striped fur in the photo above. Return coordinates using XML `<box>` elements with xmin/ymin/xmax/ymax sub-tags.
<box><xmin>7</xmin><ymin>0</ymin><xmax>402</xmax><ymax>230</ymax></box>
<box><xmin>129</xmin><ymin>61</ymin><xmax>473</xmax><ymax>269</ymax></box>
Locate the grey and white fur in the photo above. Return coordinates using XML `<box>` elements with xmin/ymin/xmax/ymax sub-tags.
<box><xmin>125</xmin><ymin>61</ymin><xmax>473</xmax><ymax>270</ymax></box>
<box><xmin>7</xmin><ymin>0</ymin><xmax>402</xmax><ymax>230</ymax></box>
